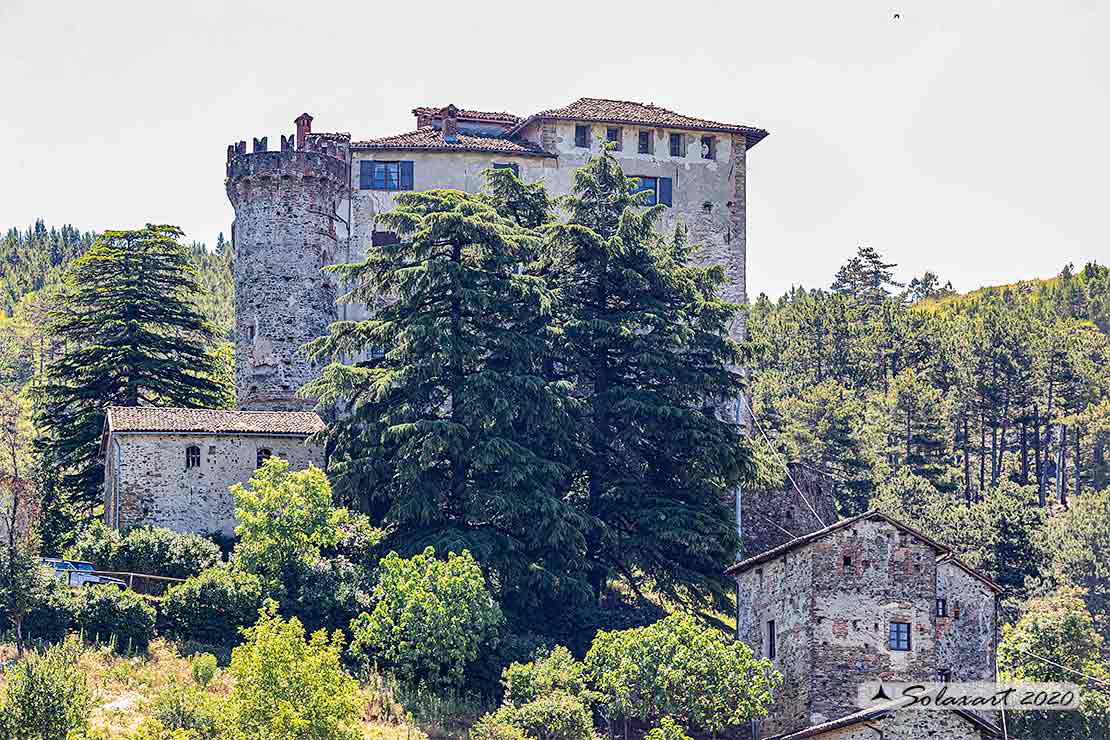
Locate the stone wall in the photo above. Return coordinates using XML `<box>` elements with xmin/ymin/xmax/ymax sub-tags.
<box><xmin>104</xmin><ymin>432</ymin><xmax>323</xmax><ymax>536</ymax></box>
<box><xmin>936</xmin><ymin>560</ymin><xmax>997</xmax><ymax>682</ymax></box>
<box><xmin>741</xmin><ymin>465</ymin><xmax>839</xmax><ymax>556</ymax></box>
<box><xmin>800</xmin><ymin>710</ymin><xmax>988</xmax><ymax>740</ymax></box>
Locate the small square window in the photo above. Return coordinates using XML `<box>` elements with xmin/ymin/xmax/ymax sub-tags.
<box><xmin>936</xmin><ymin>598</ymin><xmax>947</xmax><ymax>617</ymax></box>
<box><xmin>701</xmin><ymin>135</ymin><xmax>716</xmax><ymax>160</ymax></box>
<box><xmin>938</xmin><ymin>669</ymin><xmax>951</xmax><ymax>683</ymax></box>
<box><xmin>638</xmin><ymin>130</ymin><xmax>652</xmax><ymax>154</ymax></box>
<box><xmin>669</xmin><ymin>133</ymin><xmax>685</xmax><ymax>157</ymax></box>
<box><xmin>606</xmin><ymin>127</ymin><xmax>621</xmax><ymax>149</ymax></box>
<box><xmin>256</xmin><ymin>448</ymin><xmax>272</xmax><ymax>468</ymax></box>
<box><xmin>575</xmin><ymin>125</ymin><xmax>590</xmax><ymax>148</ymax></box>
<box><xmin>889</xmin><ymin>622</ymin><xmax>911</xmax><ymax>651</ymax></box>
<box><xmin>843</xmin><ymin>555</ymin><xmax>852</xmax><ymax>569</ymax></box>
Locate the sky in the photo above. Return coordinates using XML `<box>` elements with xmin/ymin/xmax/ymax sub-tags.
<box><xmin>1</xmin><ymin>0</ymin><xmax>1107</xmax><ymax>299</ymax></box>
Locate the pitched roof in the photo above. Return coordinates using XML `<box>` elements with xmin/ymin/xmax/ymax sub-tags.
<box><xmin>725</xmin><ymin>510</ymin><xmax>986</xmax><ymax>581</ymax></box>
<box><xmin>767</xmin><ymin>699</ymin><xmax>1003</xmax><ymax>739</ymax></box>
<box><xmin>507</xmin><ymin>97</ymin><xmax>769</xmax><ymax>147</ymax></box>
<box><xmin>103</xmin><ymin>407</ymin><xmax>325</xmax><ymax>436</ymax></box>
<box><xmin>412</xmin><ymin>106</ymin><xmax>521</xmax><ymax>124</ymax></box>
<box><xmin>351</xmin><ymin>127</ymin><xmax>554</xmax><ymax>157</ymax></box>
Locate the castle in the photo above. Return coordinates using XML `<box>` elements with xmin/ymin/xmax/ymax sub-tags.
<box><xmin>224</xmin><ymin>99</ymin><xmax>767</xmax><ymax>411</ymax></box>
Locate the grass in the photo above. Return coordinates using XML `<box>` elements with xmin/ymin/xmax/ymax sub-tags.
<box><xmin>0</xmin><ymin>638</ymin><xmax>469</xmax><ymax>740</ymax></box>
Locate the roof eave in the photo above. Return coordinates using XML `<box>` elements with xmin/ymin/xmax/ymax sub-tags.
<box><xmin>506</xmin><ymin>115</ymin><xmax>769</xmax><ymax>148</ymax></box>
<box><xmin>350</xmin><ymin>143</ymin><xmax>555</xmax><ymax>158</ymax></box>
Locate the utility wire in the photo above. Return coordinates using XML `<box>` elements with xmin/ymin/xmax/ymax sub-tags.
<box><xmin>741</xmin><ymin>394</ymin><xmax>828</xmax><ymax>528</ymax></box>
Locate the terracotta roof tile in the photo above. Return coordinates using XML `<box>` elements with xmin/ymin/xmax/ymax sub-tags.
<box><xmin>104</xmin><ymin>406</ymin><xmax>325</xmax><ymax>436</ymax></box>
<box><xmin>508</xmin><ymin>97</ymin><xmax>769</xmax><ymax>146</ymax></box>
<box><xmin>351</xmin><ymin>128</ymin><xmax>553</xmax><ymax>157</ymax></box>
<box><xmin>412</xmin><ymin>106</ymin><xmax>522</xmax><ymax>124</ymax></box>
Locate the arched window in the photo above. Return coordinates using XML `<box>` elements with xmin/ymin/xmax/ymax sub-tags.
<box><xmin>256</xmin><ymin>448</ymin><xmax>272</xmax><ymax>468</ymax></box>
<box><xmin>185</xmin><ymin>445</ymin><xmax>201</xmax><ymax>469</ymax></box>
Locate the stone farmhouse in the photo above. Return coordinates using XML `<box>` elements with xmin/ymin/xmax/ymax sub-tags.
<box><xmin>731</xmin><ymin>511</ymin><xmax>1004</xmax><ymax>740</ymax></box>
<box><xmin>101</xmin><ymin>406</ymin><xmax>324</xmax><ymax>536</ymax></box>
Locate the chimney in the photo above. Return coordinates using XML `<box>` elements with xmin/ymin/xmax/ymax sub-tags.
<box><xmin>294</xmin><ymin>112</ymin><xmax>313</xmax><ymax>150</ymax></box>
<box><xmin>442</xmin><ymin>104</ymin><xmax>459</xmax><ymax>144</ymax></box>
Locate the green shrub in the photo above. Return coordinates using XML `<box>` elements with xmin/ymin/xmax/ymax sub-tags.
<box><xmin>502</xmin><ymin>646</ymin><xmax>588</xmax><ymax>707</ymax></box>
<box><xmin>69</xmin><ymin>521</ymin><xmax>221</xmax><ymax>580</ymax></box>
<box><xmin>147</xmin><ymin>682</ymin><xmax>221</xmax><ymax>739</ymax></box>
<box><xmin>191</xmin><ymin>653</ymin><xmax>218</xmax><ymax>687</ymax></box>
<box><xmin>476</xmin><ymin>694</ymin><xmax>594</xmax><ymax>740</ymax></box>
<box><xmin>20</xmin><ymin>578</ymin><xmax>75</xmax><ymax>644</ymax></box>
<box><xmin>72</xmin><ymin>584</ymin><xmax>156</xmax><ymax>653</ymax></box>
<box><xmin>163</xmin><ymin>566</ymin><xmax>262</xmax><ymax>646</ymax></box>
<box><xmin>644</xmin><ymin>717</ymin><xmax>693</xmax><ymax>740</ymax></box>
<box><xmin>279</xmin><ymin>554</ymin><xmax>372</xmax><ymax>636</ymax></box>
<box><xmin>349</xmin><ymin>547</ymin><xmax>503</xmax><ymax>690</ymax></box>
<box><xmin>0</xmin><ymin>637</ymin><xmax>91</xmax><ymax>740</ymax></box>
<box><xmin>469</xmin><ymin>712</ymin><xmax>531</xmax><ymax>740</ymax></box>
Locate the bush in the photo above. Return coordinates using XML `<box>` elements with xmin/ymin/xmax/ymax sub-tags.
<box><xmin>0</xmin><ymin>637</ymin><xmax>91</xmax><ymax>740</ymax></box>
<box><xmin>644</xmin><ymin>717</ymin><xmax>693</xmax><ymax>740</ymax></box>
<box><xmin>147</xmin><ymin>683</ymin><xmax>221</xmax><ymax>739</ymax></box>
<box><xmin>502</xmin><ymin>646</ymin><xmax>588</xmax><ymax>707</ymax></box>
<box><xmin>72</xmin><ymin>584</ymin><xmax>156</xmax><ymax>653</ymax></box>
<box><xmin>163</xmin><ymin>566</ymin><xmax>263</xmax><ymax>647</ymax></box>
<box><xmin>223</xmin><ymin>602</ymin><xmax>364</xmax><ymax>740</ymax></box>
<box><xmin>469</xmin><ymin>712</ymin><xmax>531</xmax><ymax>740</ymax></box>
<box><xmin>279</xmin><ymin>554</ymin><xmax>372</xmax><ymax>636</ymax></box>
<box><xmin>349</xmin><ymin>547</ymin><xmax>503</xmax><ymax>690</ymax></box>
<box><xmin>513</xmin><ymin>693</ymin><xmax>595</xmax><ymax>740</ymax></box>
<box><xmin>21</xmin><ymin>578</ymin><xmax>75</xmax><ymax>644</ymax></box>
<box><xmin>69</xmin><ymin>521</ymin><xmax>221</xmax><ymax>580</ymax></box>
<box><xmin>191</xmin><ymin>653</ymin><xmax>218</xmax><ymax>687</ymax></box>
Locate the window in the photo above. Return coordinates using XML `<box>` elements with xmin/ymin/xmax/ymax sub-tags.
<box><xmin>938</xmin><ymin>669</ymin><xmax>951</xmax><ymax>683</ymax></box>
<box><xmin>575</xmin><ymin>125</ymin><xmax>590</xmax><ymax>148</ymax></box>
<box><xmin>701</xmin><ymin>135</ymin><xmax>716</xmax><ymax>160</ymax></box>
<box><xmin>245</xmin><ymin>323</ymin><xmax>255</xmax><ymax>342</ymax></box>
<box><xmin>372</xmin><ymin>230</ymin><xmax>400</xmax><ymax>247</ymax></box>
<box><xmin>256</xmin><ymin>448</ymin><xmax>272</xmax><ymax>468</ymax></box>
<box><xmin>208</xmin><ymin>445</ymin><xmax>216</xmax><ymax>456</ymax></box>
<box><xmin>185</xmin><ymin>445</ymin><xmax>201</xmax><ymax>469</ymax></box>
<box><xmin>606</xmin><ymin>127</ymin><xmax>621</xmax><ymax>149</ymax></box>
<box><xmin>766</xmin><ymin>620</ymin><xmax>776</xmax><ymax>660</ymax></box>
<box><xmin>889</xmin><ymin>622</ymin><xmax>911</xmax><ymax>651</ymax></box>
<box><xmin>638</xmin><ymin>130</ymin><xmax>652</xmax><ymax>154</ymax></box>
<box><xmin>492</xmin><ymin>162</ymin><xmax>520</xmax><ymax>177</ymax></box>
<box><xmin>630</xmin><ymin>176</ymin><xmax>673</xmax><ymax>207</ymax></box>
<box><xmin>843</xmin><ymin>555</ymin><xmax>853</xmax><ymax>569</ymax></box>
<box><xmin>936</xmin><ymin>598</ymin><xmax>947</xmax><ymax>617</ymax></box>
<box><xmin>359</xmin><ymin>160</ymin><xmax>414</xmax><ymax>191</ymax></box>
<box><xmin>669</xmin><ymin>133</ymin><xmax>685</xmax><ymax>157</ymax></box>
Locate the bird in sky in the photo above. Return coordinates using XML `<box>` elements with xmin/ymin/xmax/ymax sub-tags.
<box><xmin>893</xmin><ymin>12</ymin><xmax>901</xmax><ymax>20</ymax></box>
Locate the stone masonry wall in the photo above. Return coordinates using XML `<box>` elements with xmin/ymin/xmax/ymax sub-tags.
<box><xmin>741</xmin><ymin>465</ymin><xmax>839</xmax><ymax>556</ymax></box>
<box><xmin>105</xmin><ymin>432</ymin><xmax>323</xmax><ymax>536</ymax></box>
<box><xmin>801</xmin><ymin>710</ymin><xmax>986</xmax><ymax>740</ymax></box>
<box><xmin>808</xmin><ymin>519</ymin><xmax>940</xmax><ymax>727</ymax></box>
<box><xmin>936</xmin><ymin>560</ymin><xmax>997</xmax><ymax>682</ymax></box>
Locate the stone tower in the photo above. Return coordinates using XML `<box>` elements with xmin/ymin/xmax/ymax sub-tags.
<box><xmin>224</xmin><ymin>115</ymin><xmax>350</xmax><ymax>411</ymax></box>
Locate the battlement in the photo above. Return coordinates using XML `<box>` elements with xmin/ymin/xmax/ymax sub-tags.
<box><xmin>225</xmin><ymin>112</ymin><xmax>351</xmax><ymax>179</ymax></box>
<box><xmin>225</xmin><ymin>146</ymin><xmax>349</xmax><ymax>184</ymax></box>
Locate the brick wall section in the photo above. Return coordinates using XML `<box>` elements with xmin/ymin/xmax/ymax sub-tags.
<box><xmin>104</xmin><ymin>432</ymin><xmax>323</xmax><ymax>536</ymax></box>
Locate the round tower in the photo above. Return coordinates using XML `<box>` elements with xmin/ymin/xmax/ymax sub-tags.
<box><xmin>225</xmin><ymin>115</ymin><xmax>350</xmax><ymax>411</ymax></box>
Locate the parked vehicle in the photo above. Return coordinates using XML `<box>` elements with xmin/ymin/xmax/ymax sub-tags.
<box><xmin>41</xmin><ymin>558</ymin><xmax>127</xmax><ymax>589</ymax></box>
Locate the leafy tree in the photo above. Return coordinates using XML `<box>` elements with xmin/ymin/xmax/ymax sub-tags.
<box><xmin>163</xmin><ymin>566</ymin><xmax>264</xmax><ymax>647</ymax></box>
<box><xmin>547</xmin><ymin>150</ymin><xmax>750</xmax><ymax>611</ymax></box>
<box><xmin>999</xmin><ymin>586</ymin><xmax>1110</xmax><ymax>740</ymax></box>
<box><xmin>502</xmin><ymin>646</ymin><xmax>590</xmax><ymax>707</ymax></box>
<box><xmin>72</xmin><ymin>583</ymin><xmax>157</xmax><ymax>653</ymax></box>
<box><xmin>0</xmin><ymin>637</ymin><xmax>90</xmax><ymax>740</ymax></box>
<box><xmin>231</xmin><ymin>458</ymin><xmax>348</xmax><ymax>587</ymax></box>
<box><xmin>349</xmin><ymin>547</ymin><xmax>503</xmax><ymax>690</ymax></box>
<box><xmin>645</xmin><ymin>717</ymin><xmax>694</xmax><ymax>740</ymax></box>
<box><xmin>0</xmin><ymin>529</ymin><xmax>50</xmax><ymax>656</ymax></box>
<box><xmin>305</xmin><ymin>174</ymin><xmax>587</xmax><ymax>620</ymax></box>
<box><xmin>34</xmin><ymin>225</ymin><xmax>227</xmax><ymax>549</ymax></box>
<box><xmin>584</xmin><ymin>613</ymin><xmax>779</xmax><ymax>735</ymax></box>
<box><xmin>1037</xmin><ymin>487</ymin><xmax>1110</xmax><ymax>631</ymax></box>
<box><xmin>223</xmin><ymin>603</ymin><xmax>363</xmax><ymax>740</ymax></box>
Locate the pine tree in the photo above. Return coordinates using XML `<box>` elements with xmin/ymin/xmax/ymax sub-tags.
<box><xmin>831</xmin><ymin>245</ymin><xmax>902</xmax><ymax>308</ymax></box>
<box><xmin>547</xmin><ymin>150</ymin><xmax>750</xmax><ymax>613</ymax></box>
<box><xmin>34</xmin><ymin>225</ymin><xmax>226</xmax><ymax>550</ymax></box>
<box><xmin>305</xmin><ymin>175</ymin><xmax>590</xmax><ymax>618</ymax></box>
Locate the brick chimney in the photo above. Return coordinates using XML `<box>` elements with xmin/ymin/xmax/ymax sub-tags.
<box><xmin>442</xmin><ymin>104</ymin><xmax>459</xmax><ymax>144</ymax></box>
<box><xmin>294</xmin><ymin>112</ymin><xmax>313</xmax><ymax>150</ymax></box>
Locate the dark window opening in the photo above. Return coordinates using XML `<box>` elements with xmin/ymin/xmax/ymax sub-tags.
<box><xmin>208</xmin><ymin>445</ymin><xmax>216</xmax><ymax>456</ymax></box>
<box><xmin>606</xmin><ymin>127</ymin><xmax>621</xmax><ymax>149</ymax></box>
<box><xmin>372</xmin><ymin>230</ymin><xmax>400</xmax><ymax>247</ymax></box>
<box><xmin>245</xmin><ymin>324</ymin><xmax>255</xmax><ymax>342</ymax></box>
<box><xmin>889</xmin><ymin>622</ymin><xmax>911</xmax><ymax>651</ymax></box>
<box><xmin>638</xmin><ymin>130</ymin><xmax>652</xmax><ymax>154</ymax></box>
<box><xmin>669</xmin><ymin>133</ymin><xmax>685</xmax><ymax>157</ymax></box>
<box><xmin>938</xmin><ymin>669</ymin><xmax>951</xmax><ymax>683</ymax></box>
<box><xmin>843</xmin><ymin>555</ymin><xmax>853</xmax><ymax>569</ymax></box>
<box><xmin>936</xmin><ymin>598</ymin><xmax>947</xmax><ymax>617</ymax></box>
<box><xmin>492</xmin><ymin>162</ymin><xmax>520</xmax><ymax>177</ymax></box>
<box><xmin>785</xmin><ymin>508</ymin><xmax>795</xmax><ymax>521</ymax></box>
<box><xmin>185</xmin><ymin>445</ymin><xmax>201</xmax><ymax>469</ymax></box>
<box><xmin>256</xmin><ymin>448</ymin><xmax>272</xmax><ymax>468</ymax></box>
<box><xmin>359</xmin><ymin>160</ymin><xmax>414</xmax><ymax>191</ymax></box>
<box><xmin>701</xmin><ymin>135</ymin><xmax>716</xmax><ymax>160</ymax></box>
<box><xmin>575</xmin><ymin>125</ymin><xmax>589</xmax><ymax>148</ymax></box>
<box><xmin>631</xmin><ymin>176</ymin><xmax>672</xmax><ymax>207</ymax></box>
<box><xmin>767</xmin><ymin>620</ymin><xmax>776</xmax><ymax>660</ymax></box>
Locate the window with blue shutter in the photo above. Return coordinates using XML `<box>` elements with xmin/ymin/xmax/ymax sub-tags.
<box><xmin>492</xmin><ymin>162</ymin><xmax>520</xmax><ymax>177</ymax></box>
<box><xmin>659</xmin><ymin>177</ymin><xmax>673</xmax><ymax>207</ymax></box>
<box><xmin>359</xmin><ymin>161</ymin><xmax>372</xmax><ymax>189</ymax></box>
<box><xmin>631</xmin><ymin>176</ymin><xmax>658</xmax><ymax>206</ymax></box>
<box><xmin>399</xmin><ymin>161</ymin><xmax>414</xmax><ymax>190</ymax></box>
<box><xmin>360</xmin><ymin>161</ymin><xmax>412</xmax><ymax>191</ymax></box>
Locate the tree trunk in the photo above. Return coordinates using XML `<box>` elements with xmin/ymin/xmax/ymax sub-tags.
<box><xmin>1020</xmin><ymin>416</ymin><xmax>1029</xmax><ymax>484</ymax></box>
<box><xmin>1033</xmin><ymin>405</ymin><xmax>1045</xmax><ymax>507</ymax></box>
<box><xmin>1059</xmin><ymin>425</ymin><xmax>1068</xmax><ymax>507</ymax></box>
<box><xmin>1074</xmin><ymin>427</ymin><xmax>1082</xmax><ymax>499</ymax></box>
<box><xmin>963</xmin><ymin>414</ymin><xmax>971</xmax><ymax>504</ymax></box>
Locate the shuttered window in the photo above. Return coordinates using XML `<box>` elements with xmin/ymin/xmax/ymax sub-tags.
<box><xmin>631</xmin><ymin>176</ymin><xmax>673</xmax><ymax>208</ymax></box>
<box><xmin>359</xmin><ymin>161</ymin><xmax>414</xmax><ymax>191</ymax></box>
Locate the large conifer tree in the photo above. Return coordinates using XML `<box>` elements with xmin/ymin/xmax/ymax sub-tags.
<box><xmin>547</xmin><ymin>151</ymin><xmax>752</xmax><ymax>613</ymax></box>
<box><xmin>306</xmin><ymin>176</ymin><xmax>590</xmax><ymax>617</ymax></box>
<box><xmin>35</xmin><ymin>224</ymin><xmax>226</xmax><ymax>549</ymax></box>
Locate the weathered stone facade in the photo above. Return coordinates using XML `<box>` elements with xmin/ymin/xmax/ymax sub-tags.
<box><xmin>102</xmin><ymin>407</ymin><xmax>325</xmax><ymax>536</ymax></box>
<box><xmin>225</xmin><ymin>100</ymin><xmax>767</xmax><ymax>411</ymax></box>
<box><xmin>772</xmin><ymin>705</ymin><xmax>999</xmax><ymax>740</ymax></box>
<box><xmin>732</xmin><ymin>511</ymin><xmax>1001</xmax><ymax>739</ymax></box>
<box><xmin>740</xmin><ymin>464</ymin><xmax>840</xmax><ymax>556</ymax></box>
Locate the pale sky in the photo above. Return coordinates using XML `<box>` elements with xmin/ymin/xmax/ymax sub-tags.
<box><xmin>1</xmin><ymin>0</ymin><xmax>1107</xmax><ymax>298</ymax></box>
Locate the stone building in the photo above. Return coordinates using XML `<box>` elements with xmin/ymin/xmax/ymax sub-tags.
<box><xmin>224</xmin><ymin>99</ymin><xmax>768</xmax><ymax>413</ymax></box>
<box><xmin>730</xmin><ymin>510</ymin><xmax>1003</xmax><ymax>740</ymax></box>
<box><xmin>101</xmin><ymin>406</ymin><xmax>324</xmax><ymax>536</ymax></box>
